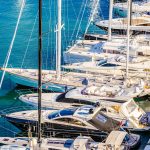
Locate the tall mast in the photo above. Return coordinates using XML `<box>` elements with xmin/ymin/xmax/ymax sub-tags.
<box><xmin>38</xmin><ymin>0</ymin><xmax>42</xmax><ymax>144</ymax></box>
<box><xmin>130</xmin><ymin>0</ymin><xmax>132</xmax><ymax>25</ymax></box>
<box><xmin>56</xmin><ymin>0</ymin><xmax>62</xmax><ymax>80</ymax></box>
<box><xmin>126</xmin><ymin>0</ymin><xmax>131</xmax><ymax>79</ymax></box>
<box><xmin>108</xmin><ymin>0</ymin><xmax>113</xmax><ymax>41</ymax></box>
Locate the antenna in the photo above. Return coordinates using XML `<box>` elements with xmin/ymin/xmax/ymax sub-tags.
<box><xmin>56</xmin><ymin>0</ymin><xmax>62</xmax><ymax>80</ymax></box>
<box><xmin>108</xmin><ymin>0</ymin><xmax>113</xmax><ymax>41</ymax></box>
<box><xmin>126</xmin><ymin>0</ymin><xmax>131</xmax><ymax>79</ymax></box>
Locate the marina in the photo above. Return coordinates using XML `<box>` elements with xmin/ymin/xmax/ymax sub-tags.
<box><xmin>0</xmin><ymin>0</ymin><xmax>150</xmax><ymax>150</ymax></box>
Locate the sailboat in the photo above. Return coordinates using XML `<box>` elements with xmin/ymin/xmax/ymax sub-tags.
<box><xmin>64</xmin><ymin>34</ymin><xmax>150</xmax><ymax>64</ymax></box>
<box><xmin>18</xmin><ymin>0</ymin><xmax>150</xmax><ymax>109</ymax></box>
<box><xmin>95</xmin><ymin>0</ymin><xmax>150</xmax><ymax>34</ymax></box>
<box><xmin>0</xmin><ymin>0</ymin><xmax>106</xmax><ymax>93</ymax></box>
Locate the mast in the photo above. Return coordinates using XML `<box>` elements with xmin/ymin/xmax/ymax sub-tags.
<box><xmin>126</xmin><ymin>0</ymin><xmax>131</xmax><ymax>78</ymax></box>
<box><xmin>108</xmin><ymin>0</ymin><xmax>113</xmax><ymax>41</ymax></box>
<box><xmin>56</xmin><ymin>0</ymin><xmax>62</xmax><ymax>80</ymax></box>
<box><xmin>38</xmin><ymin>0</ymin><xmax>42</xmax><ymax>144</ymax></box>
<box><xmin>130</xmin><ymin>0</ymin><xmax>132</xmax><ymax>26</ymax></box>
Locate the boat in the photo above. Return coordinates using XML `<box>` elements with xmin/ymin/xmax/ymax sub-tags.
<box><xmin>65</xmin><ymin>84</ymin><xmax>144</xmax><ymax>102</ymax></box>
<box><xmin>63</xmin><ymin>58</ymin><xmax>150</xmax><ymax>78</ymax></box>
<box><xmin>0</xmin><ymin>131</ymin><xmax>141</xmax><ymax>150</ymax></box>
<box><xmin>1</xmin><ymin>105</ymin><xmax>123</xmax><ymax>140</ymax></box>
<box><xmin>19</xmin><ymin>92</ymin><xmax>96</xmax><ymax>109</ymax></box>
<box><xmin>95</xmin><ymin>14</ymin><xmax>150</xmax><ymax>34</ymax></box>
<box><xmin>64</xmin><ymin>34</ymin><xmax>150</xmax><ymax>64</ymax></box>
<box><xmin>99</xmin><ymin>99</ymin><xmax>150</xmax><ymax>132</ymax></box>
<box><xmin>114</xmin><ymin>1</ymin><xmax>150</xmax><ymax>17</ymax></box>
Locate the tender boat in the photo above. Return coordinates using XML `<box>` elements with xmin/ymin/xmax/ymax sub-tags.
<box><xmin>1</xmin><ymin>105</ymin><xmax>122</xmax><ymax>141</ymax></box>
<box><xmin>0</xmin><ymin>131</ymin><xmax>141</xmax><ymax>150</ymax></box>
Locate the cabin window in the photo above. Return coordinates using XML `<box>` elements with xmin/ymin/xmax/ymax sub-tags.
<box><xmin>138</xmin><ymin>52</ymin><xmax>144</xmax><ymax>56</ymax></box>
<box><xmin>3</xmin><ymin>138</ymin><xmax>9</xmax><ymax>141</ymax></box>
<box><xmin>55</xmin><ymin>118</ymin><xmax>86</xmax><ymax>126</ymax></box>
<box><xmin>96</xmin><ymin>114</ymin><xmax>107</xmax><ymax>123</ymax></box>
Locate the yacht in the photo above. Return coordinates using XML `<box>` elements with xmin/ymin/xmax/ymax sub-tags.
<box><xmin>95</xmin><ymin>14</ymin><xmax>150</xmax><ymax>34</ymax></box>
<box><xmin>99</xmin><ymin>99</ymin><xmax>150</xmax><ymax>131</ymax></box>
<box><xmin>63</xmin><ymin>56</ymin><xmax>150</xmax><ymax>79</ymax></box>
<box><xmin>0</xmin><ymin>131</ymin><xmax>141</xmax><ymax>150</ymax></box>
<box><xmin>64</xmin><ymin>34</ymin><xmax>150</xmax><ymax>64</ymax></box>
<box><xmin>19</xmin><ymin>78</ymin><xmax>149</xmax><ymax>109</ymax></box>
<box><xmin>19</xmin><ymin>92</ymin><xmax>95</xmax><ymax>109</ymax></box>
<box><xmin>1</xmin><ymin>105</ymin><xmax>122</xmax><ymax>140</ymax></box>
<box><xmin>65</xmin><ymin>84</ymin><xmax>144</xmax><ymax>102</ymax></box>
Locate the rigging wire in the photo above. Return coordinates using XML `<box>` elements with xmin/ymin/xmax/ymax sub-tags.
<box><xmin>45</xmin><ymin>0</ymin><xmax>52</xmax><ymax>69</ymax></box>
<box><xmin>70</xmin><ymin>0</ymin><xmax>85</xmax><ymax>43</ymax></box>
<box><xmin>84</xmin><ymin>0</ymin><xmax>100</xmax><ymax>35</ymax></box>
<box><xmin>21</xmin><ymin>11</ymin><xmax>38</xmax><ymax>69</ymax></box>
<box><xmin>0</xmin><ymin>0</ymin><xmax>25</xmax><ymax>89</ymax></box>
<box><xmin>75</xmin><ymin>0</ymin><xmax>88</xmax><ymax>39</ymax></box>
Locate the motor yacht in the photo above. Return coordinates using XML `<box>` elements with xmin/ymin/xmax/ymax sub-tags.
<box><xmin>0</xmin><ymin>131</ymin><xmax>140</xmax><ymax>150</ymax></box>
<box><xmin>1</xmin><ymin>105</ymin><xmax>122</xmax><ymax>141</ymax></box>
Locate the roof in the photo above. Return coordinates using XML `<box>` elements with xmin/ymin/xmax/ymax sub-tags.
<box><xmin>105</xmin><ymin>131</ymin><xmax>127</xmax><ymax>147</ymax></box>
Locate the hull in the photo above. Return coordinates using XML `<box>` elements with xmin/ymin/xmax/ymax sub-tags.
<box><xmin>5</xmin><ymin>116</ymin><xmax>107</xmax><ymax>141</ymax></box>
<box><xmin>95</xmin><ymin>24</ymin><xmax>148</xmax><ymax>35</ymax></box>
<box><xmin>9</xmin><ymin>74</ymin><xmax>66</xmax><ymax>92</ymax></box>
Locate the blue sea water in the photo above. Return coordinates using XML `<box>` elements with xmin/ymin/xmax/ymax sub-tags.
<box><xmin>0</xmin><ymin>0</ymin><xmax>106</xmax><ymax>134</ymax></box>
<box><xmin>0</xmin><ymin>0</ymin><xmax>149</xmax><ymax>149</ymax></box>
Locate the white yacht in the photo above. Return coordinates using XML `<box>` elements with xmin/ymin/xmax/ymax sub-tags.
<box><xmin>1</xmin><ymin>105</ymin><xmax>122</xmax><ymax>139</ymax></box>
<box><xmin>95</xmin><ymin>14</ymin><xmax>150</xmax><ymax>34</ymax></box>
<box><xmin>0</xmin><ymin>131</ymin><xmax>140</xmax><ymax>150</ymax></box>
<box><xmin>64</xmin><ymin>34</ymin><xmax>150</xmax><ymax>64</ymax></box>
<box><xmin>0</xmin><ymin>68</ymin><xmax>113</xmax><ymax>92</ymax></box>
<box><xmin>99</xmin><ymin>99</ymin><xmax>150</xmax><ymax>131</ymax></box>
<box><xmin>65</xmin><ymin>84</ymin><xmax>144</xmax><ymax>102</ymax></box>
<box><xmin>19</xmin><ymin>78</ymin><xmax>149</xmax><ymax>109</ymax></box>
<box><xmin>63</xmin><ymin>56</ymin><xmax>150</xmax><ymax>79</ymax></box>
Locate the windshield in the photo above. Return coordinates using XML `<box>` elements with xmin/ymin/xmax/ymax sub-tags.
<box><xmin>48</xmin><ymin>108</ymin><xmax>77</xmax><ymax>119</ymax></box>
<box><xmin>126</xmin><ymin>101</ymin><xmax>137</xmax><ymax>114</ymax></box>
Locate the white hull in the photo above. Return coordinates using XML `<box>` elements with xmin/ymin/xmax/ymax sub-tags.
<box><xmin>65</xmin><ymin>86</ymin><xmax>142</xmax><ymax>102</ymax></box>
<box><xmin>95</xmin><ymin>15</ymin><xmax>150</xmax><ymax>33</ymax></box>
<box><xmin>19</xmin><ymin>93</ymin><xmax>83</xmax><ymax>109</ymax></box>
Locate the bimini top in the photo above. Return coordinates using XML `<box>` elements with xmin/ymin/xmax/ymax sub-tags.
<box><xmin>48</xmin><ymin>105</ymin><xmax>96</xmax><ymax>120</ymax></box>
<box><xmin>48</xmin><ymin>107</ymin><xmax>78</xmax><ymax>119</ymax></box>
